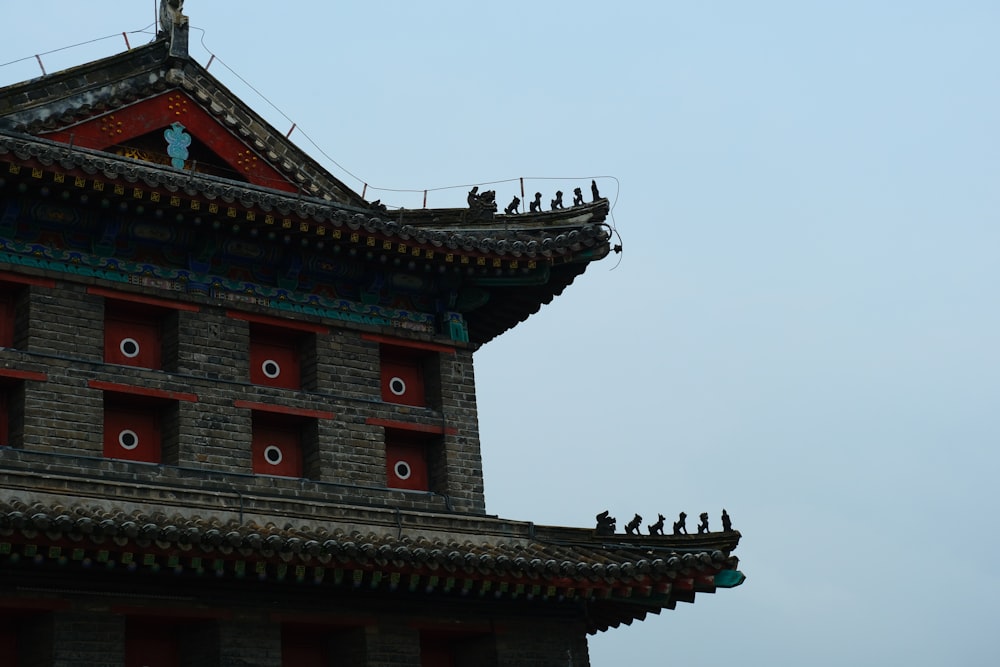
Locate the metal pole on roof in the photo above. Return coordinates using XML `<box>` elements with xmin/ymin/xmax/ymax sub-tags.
<box><xmin>122</xmin><ymin>32</ymin><xmax>131</xmax><ymax>50</ymax></box>
<box><xmin>34</xmin><ymin>55</ymin><xmax>46</xmax><ymax>76</ymax></box>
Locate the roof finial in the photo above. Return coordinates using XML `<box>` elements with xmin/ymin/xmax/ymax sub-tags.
<box><xmin>159</xmin><ymin>0</ymin><xmax>190</xmax><ymax>58</ymax></box>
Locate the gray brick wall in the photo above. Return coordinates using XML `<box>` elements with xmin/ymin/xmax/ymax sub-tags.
<box><xmin>495</xmin><ymin>617</ymin><xmax>592</xmax><ymax>667</ymax></box>
<box><xmin>2</xmin><ymin>274</ymin><xmax>489</xmax><ymax>514</ymax></box>
<box><xmin>48</xmin><ymin>611</ymin><xmax>126</xmax><ymax>667</ymax></box>
<box><xmin>363</xmin><ymin>620</ymin><xmax>422</xmax><ymax>667</ymax></box>
<box><xmin>437</xmin><ymin>350</ymin><xmax>486</xmax><ymax>514</ymax></box>
<box><xmin>218</xmin><ymin>618</ymin><xmax>282</xmax><ymax>667</ymax></box>
<box><xmin>24</xmin><ymin>283</ymin><xmax>103</xmax><ymax>361</ymax></box>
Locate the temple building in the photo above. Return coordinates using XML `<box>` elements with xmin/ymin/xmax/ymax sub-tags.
<box><xmin>0</xmin><ymin>4</ymin><xmax>744</xmax><ymax>665</ymax></box>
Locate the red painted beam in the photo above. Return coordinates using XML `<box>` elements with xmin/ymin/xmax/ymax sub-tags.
<box><xmin>233</xmin><ymin>400</ymin><xmax>334</xmax><ymax>420</ymax></box>
<box><xmin>0</xmin><ymin>369</ymin><xmax>47</xmax><ymax>382</ymax></box>
<box><xmin>226</xmin><ymin>310</ymin><xmax>328</xmax><ymax>334</ymax></box>
<box><xmin>366</xmin><ymin>417</ymin><xmax>457</xmax><ymax>436</ymax></box>
<box><xmin>0</xmin><ymin>272</ymin><xmax>56</xmax><ymax>288</ymax></box>
<box><xmin>361</xmin><ymin>333</ymin><xmax>457</xmax><ymax>355</ymax></box>
<box><xmin>88</xmin><ymin>380</ymin><xmax>198</xmax><ymax>403</ymax></box>
<box><xmin>88</xmin><ymin>287</ymin><xmax>201</xmax><ymax>312</ymax></box>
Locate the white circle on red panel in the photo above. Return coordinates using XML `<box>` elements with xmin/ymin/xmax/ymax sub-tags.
<box><xmin>263</xmin><ymin>444</ymin><xmax>283</xmax><ymax>465</ymax></box>
<box><xmin>118</xmin><ymin>429</ymin><xmax>139</xmax><ymax>450</ymax></box>
<box><xmin>119</xmin><ymin>337</ymin><xmax>141</xmax><ymax>358</ymax></box>
<box><xmin>394</xmin><ymin>460</ymin><xmax>412</xmax><ymax>480</ymax></box>
<box><xmin>388</xmin><ymin>376</ymin><xmax>407</xmax><ymax>396</ymax></box>
<box><xmin>261</xmin><ymin>359</ymin><xmax>281</xmax><ymax>379</ymax></box>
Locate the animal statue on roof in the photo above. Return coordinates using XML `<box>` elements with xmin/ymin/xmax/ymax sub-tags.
<box><xmin>504</xmin><ymin>196</ymin><xmax>520</xmax><ymax>215</ymax></box>
<box><xmin>573</xmin><ymin>188</ymin><xmax>584</xmax><ymax>206</ymax></box>
<box><xmin>624</xmin><ymin>513</ymin><xmax>642</xmax><ymax>535</ymax></box>
<box><xmin>550</xmin><ymin>191</ymin><xmax>564</xmax><ymax>210</ymax></box>
<box><xmin>647</xmin><ymin>513</ymin><xmax>665</xmax><ymax>536</ymax></box>
<box><xmin>595</xmin><ymin>510</ymin><xmax>616</xmax><ymax>536</ymax></box>
<box><xmin>159</xmin><ymin>0</ymin><xmax>188</xmax><ymax>35</ymax></box>
<box><xmin>529</xmin><ymin>192</ymin><xmax>542</xmax><ymax>213</ymax></box>
<box><xmin>672</xmin><ymin>511</ymin><xmax>688</xmax><ymax>535</ymax></box>
<box><xmin>466</xmin><ymin>186</ymin><xmax>497</xmax><ymax>221</ymax></box>
<box><xmin>697</xmin><ymin>512</ymin><xmax>710</xmax><ymax>534</ymax></box>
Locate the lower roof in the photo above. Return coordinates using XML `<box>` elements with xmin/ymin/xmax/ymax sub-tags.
<box><xmin>0</xmin><ymin>495</ymin><xmax>742</xmax><ymax>634</ymax></box>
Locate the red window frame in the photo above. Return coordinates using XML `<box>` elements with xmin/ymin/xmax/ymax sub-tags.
<box><xmin>249</xmin><ymin>326</ymin><xmax>302</xmax><ymax>390</ymax></box>
<box><xmin>104</xmin><ymin>301</ymin><xmax>164</xmax><ymax>370</ymax></box>
<box><xmin>104</xmin><ymin>405</ymin><xmax>162</xmax><ymax>464</ymax></box>
<box><xmin>124</xmin><ymin>617</ymin><xmax>180</xmax><ymax>667</ymax></box>
<box><xmin>0</xmin><ymin>288</ymin><xmax>15</xmax><ymax>348</ymax></box>
<box><xmin>281</xmin><ymin>625</ymin><xmax>330</xmax><ymax>667</ymax></box>
<box><xmin>380</xmin><ymin>348</ymin><xmax>427</xmax><ymax>407</ymax></box>
<box><xmin>386</xmin><ymin>431</ymin><xmax>432</xmax><ymax>491</ymax></box>
<box><xmin>252</xmin><ymin>415</ymin><xmax>304</xmax><ymax>478</ymax></box>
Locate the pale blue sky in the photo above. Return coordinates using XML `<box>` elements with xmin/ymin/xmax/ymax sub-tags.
<box><xmin>3</xmin><ymin>3</ymin><xmax>998</xmax><ymax>665</ymax></box>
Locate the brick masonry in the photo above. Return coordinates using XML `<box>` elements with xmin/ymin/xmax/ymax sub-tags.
<box><xmin>0</xmin><ymin>262</ymin><xmax>598</xmax><ymax>667</ymax></box>
<box><xmin>3</xmin><ymin>276</ymin><xmax>486</xmax><ymax>514</ymax></box>
<box><xmin>0</xmin><ymin>595</ymin><xmax>593</xmax><ymax>667</ymax></box>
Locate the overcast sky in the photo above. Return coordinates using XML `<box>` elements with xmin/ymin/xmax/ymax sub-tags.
<box><xmin>3</xmin><ymin>2</ymin><xmax>998</xmax><ymax>665</ymax></box>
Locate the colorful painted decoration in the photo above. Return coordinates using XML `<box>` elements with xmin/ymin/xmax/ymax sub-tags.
<box><xmin>163</xmin><ymin>122</ymin><xmax>191</xmax><ymax>169</ymax></box>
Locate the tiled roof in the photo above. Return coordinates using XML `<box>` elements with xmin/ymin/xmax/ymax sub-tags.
<box><xmin>0</xmin><ymin>26</ymin><xmax>616</xmax><ymax>345</ymax></box>
<box><xmin>0</xmin><ymin>498</ymin><xmax>742</xmax><ymax>633</ymax></box>
<box><xmin>0</xmin><ymin>131</ymin><xmax>610</xmax><ymax>263</ymax></box>
<box><xmin>0</xmin><ymin>130</ymin><xmax>611</xmax><ymax>345</ymax></box>
<box><xmin>0</xmin><ymin>39</ymin><xmax>366</xmax><ymax>207</ymax></box>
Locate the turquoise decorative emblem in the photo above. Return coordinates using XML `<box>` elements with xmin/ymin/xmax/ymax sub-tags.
<box><xmin>164</xmin><ymin>122</ymin><xmax>192</xmax><ymax>169</ymax></box>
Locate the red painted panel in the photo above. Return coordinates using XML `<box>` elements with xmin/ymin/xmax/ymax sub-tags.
<box><xmin>0</xmin><ymin>623</ymin><xmax>14</xmax><ymax>664</ymax></box>
<box><xmin>125</xmin><ymin>619</ymin><xmax>179</xmax><ymax>667</ymax></box>
<box><xmin>43</xmin><ymin>92</ymin><xmax>296</xmax><ymax>192</ymax></box>
<box><xmin>253</xmin><ymin>423</ymin><xmax>302</xmax><ymax>477</ymax></box>
<box><xmin>0</xmin><ymin>289</ymin><xmax>15</xmax><ymax>348</ymax></box>
<box><xmin>420</xmin><ymin>638</ymin><xmax>456</xmax><ymax>667</ymax></box>
<box><xmin>250</xmin><ymin>336</ymin><xmax>300</xmax><ymax>389</ymax></box>
<box><xmin>104</xmin><ymin>407</ymin><xmax>161</xmax><ymax>463</ymax></box>
<box><xmin>105</xmin><ymin>313</ymin><xmax>162</xmax><ymax>369</ymax></box>
<box><xmin>0</xmin><ymin>392</ymin><xmax>8</xmax><ymax>447</ymax></box>
<box><xmin>282</xmin><ymin>626</ymin><xmax>328</xmax><ymax>667</ymax></box>
<box><xmin>386</xmin><ymin>439</ymin><xmax>429</xmax><ymax>491</ymax></box>
<box><xmin>381</xmin><ymin>352</ymin><xmax>426</xmax><ymax>407</ymax></box>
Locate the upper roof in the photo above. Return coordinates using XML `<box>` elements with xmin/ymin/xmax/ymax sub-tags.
<box><xmin>0</xmin><ymin>10</ymin><xmax>613</xmax><ymax>345</ymax></box>
<box><xmin>0</xmin><ymin>25</ymin><xmax>364</xmax><ymax>205</ymax></box>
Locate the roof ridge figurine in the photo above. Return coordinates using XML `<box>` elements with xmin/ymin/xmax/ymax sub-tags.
<box><xmin>594</xmin><ymin>509</ymin><xmax>736</xmax><ymax>537</ymax></box>
<box><xmin>159</xmin><ymin>0</ymin><xmax>187</xmax><ymax>33</ymax></box>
